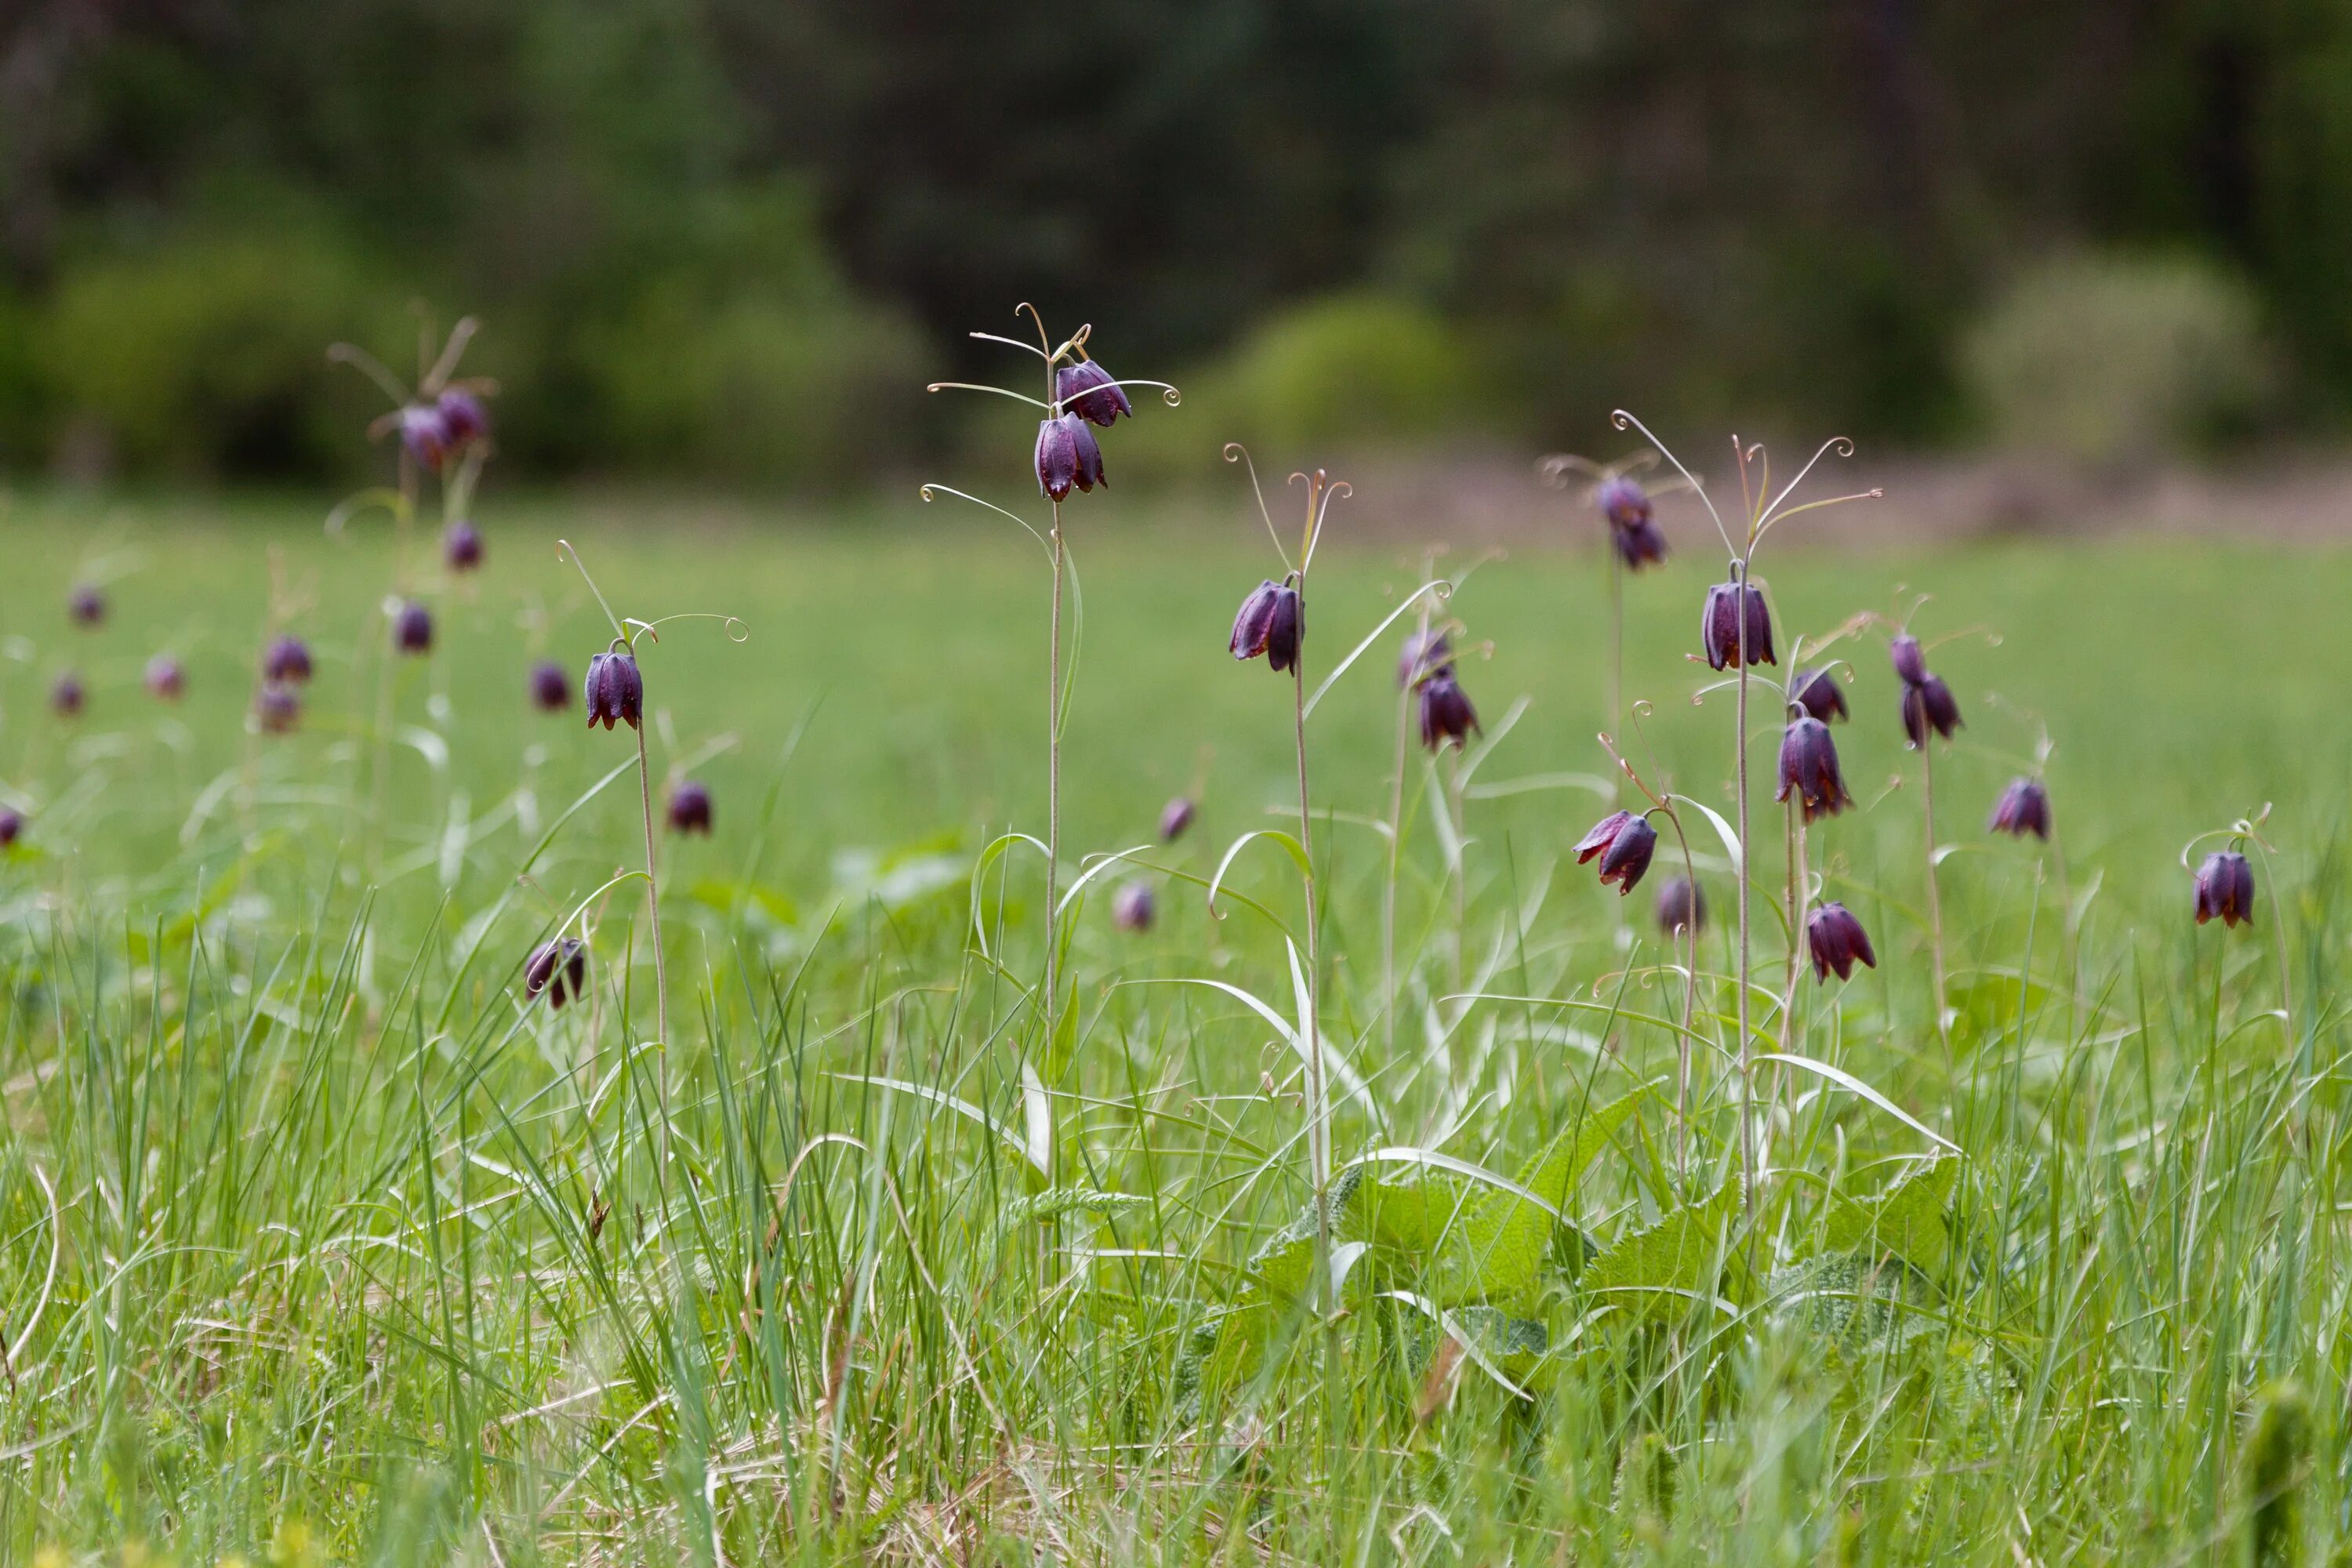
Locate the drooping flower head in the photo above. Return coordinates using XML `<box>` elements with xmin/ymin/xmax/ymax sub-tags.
<box><xmin>398</xmin><ymin>404</ymin><xmax>450</xmax><ymax>473</ymax></box>
<box><xmin>1888</xmin><ymin>634</ymin><xmax>1928</xmax><ymax>687</ymax></box>
<box><xmin>145</xmin><ymin>655</ymin><xmax>186</xmax><ymax>701</ymax></box>
<box><xmin>584</xmin><ymin>650</ymin><xmax>644</xmax><ymax>731</ymax></box>
<box><xmin>1035</xmin><ymin>413</ymin><xmax>1105</xmax><ymax>501</ymax></box>
<box><xmin>0</xmin><ymin>808</ymin><xmax>20</xmax><ymax>849</ymax></box>
<box><xmin>1055</xmin><ymin>358</ymin><xmax>1134</xmax><ymax>428</ymax></box>
<box><xmin>1112</xmin><ymin>879</ymin><xmax>1156</xmax><ymax>932</ymax></box>
<box><xmin>1900</xmin><ymin>675</ymin><xmax>1962</xmax><ymax>747</ymax></box>
<box><xmin>436</xmin><ymin>387</ymin><xmax>491</xmax><ymax>449</ymax></box>
<box><xmin>1988</xmin><ymin>778</ymin><xmax>2052</xmax><ymax>840</ymax></box>
<box><xmin>1417</xmin><ymin>673</ymin><xmax>1481</xmax><ymax>752</ymax></box>
<box><xmin>393</xmin><ymin>601</ymin><xmax>434</xmax><ymax>655</ymax></box>
<box><xmin>1790</xmin><ymin>666</ymin><xmax>1849</xmax><ymax>724</ymax></box>
<box><xmin>525</xmin><ymin>938</ymin><xmax>588</xmax><ymax>1009</ymax></box>
<box><xmin>1398</xmin><ymin>629</ymin><xmax>1455</xmax><ymax>691</ymax></box>
<box><xmin>1774</xmin><ymin>716</ymin><xmax>1853</xmax><ymax>822</ymax></box>
<box><xmin>254</xmin><ymin>682</ymin><xmax>301</xmax><ymax>734</ymax></box>
<box><xmin>1576</xmin><ymin>810</ymin><xmax>1658</xmax><ymax>894</ymax></box>
<box><xmin>1595</xmin><ymin>475</ymin><xmax>1668</xmax><ymax>569</ymax></box>
<box><xmin>67</xmin><ymin>585</ymin><xmax>106</xmax><ymax>628</ymax></box>
<box><xmin>530</xmin><ymin>660</ymin><xmax>572</xmax><ymax>713</ymax></box>
<box><xmin>1655</xmin><ymin>876</ymin><xmax>1706</xmax><ymax>935</ymax></box>
<box><xmin>667</xmin><ymin>781</ymin><xmax>713</xmax><ymax>836</ymax></box>
<box><xmin>1700</xmin><ymin>581</ymin><xmax>1775</xmax><ymax>670</ymax></box>
<box><xmin>263</xmin><ymin>636</ymin><xmax>313</xmax><ymax>685</ymax></box>
<box><xmin>443</xmin><ymin>519</ymin><xmax>484</xmax><ymax>572</ymax></box>
<box><xmin>2193</xmin><ymin>851</ymin><xmax>2256</xmax><ymax>928</ymax></box>
<box><xmin>1229</xmin><ymin>579</ymin><xmax>1303</xmax><ymax>673</ymax></box>
<box><xmin>1806</xmin><ymin>902</ymin><xmax>1877</xmax><ymax>982</ymax></box>
<box><xmin>51</xmin><ymin>673</ymin><xmax>84</xmax><ymax>717</ymax></box>
<box><xmin>1158</xmin><ymin>796</ymin><xmax>1196</xmax><ymax>842</ymax></box>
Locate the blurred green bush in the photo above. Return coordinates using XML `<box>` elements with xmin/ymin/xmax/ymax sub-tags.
<box><xmin>1960</xmin><ymin>252</ymin><xmax>2275</xmax><ymax>469</ymax></box>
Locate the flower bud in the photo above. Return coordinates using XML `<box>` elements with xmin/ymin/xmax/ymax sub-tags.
<box><xmin>1229</xmin><ymin>580</ymin><xmax>1303</xmax><ymax>673</ymax></box>
<box><xmin>51</xmin><ymin>673</ymin><xmax>84</xmax><ymax>717</ymax></box>
<box><xmin>1888</xmin><ymin>634</ymin><xmax>1928</xmax><ymax>686</ymax></box>
<box><xmin>1055</xmin><ymin>358</ymin><xmax>1133</xmax><ymax>428</ymax></box>
<box><xmin>530</xmin><ymin>660</ymin><xmax>572</xmax><ymax>713</ymax></box>
<box><xmin>1158</xmin><ymin>796</ymin><xmax>1195</xmax><ymax>841</ymax></box>
<box><xmin>443</xmin><ymin>518</ymin><xmax>484</xmax><ymax>572</ymax></box>
<box><xmin>1655</xmin><ymin>876</ymin><xmax>1706</xmax><ymax>935</ymax></box>
<box><xmin>1806</xmin><ymin>902</ymin><xmax>1877</xmax><ymax>982</ymax></box>
<box><xmin>584</xmin><ymin>650</ymin><xmax>643</xmax><ymax>731</ymax></box>
<box><xmin>145</xmin><ymin>655</ymin><xmax>186</xmax><ymax>701</ymax></box>
<box><xmin>1988</xmin><ymin>777</ymin><xmax>2051</xmax><ymax>840</ymax></box>
<box><xmin>1112</xmin><ymin>878</ymin><xmax>1156</xmax><ymax>932</ymax></box>
<box><xmin>1790</xmin><ymin>666</ymin><xmax>1848</xmax><ymax>724</ymax></box>
<box><xmin>392</xmin><ymin>601</ymin><xmax>434</xmax><ymax>655</ymax></box>
<box><xmin>1417</xmin><ymin>673</ymin><xmax>1481</xmax><ymax>752</ymax></box>
<box><xmin>667</xmin><ymin>780</ymin><xmax>713</xmax><ymax>835</ymax></box>
<box><xmin>2193</xmin><ymin>851</ymin><xmax>2256</xmax><ymax>928</ymax></box>
<box><xmin>263</xmin><ymin>636</ymin><xmax>313</xmax><ymax>684</ymax></box>
<box><xmin>399</xmin><ymin>404</ymin><xmax>450</xmax><ymax>473</ymax></box>
<box><xmin>1774</xmin><ymin>716</ymin><xmax>1853</xmax><ymax>822</ymax></box>
<box><xmin>254</xmin><ymin>682</ymin><xmax>301</xmax><ymax>734</ymax></box>
<box><xmin>436</xmin><ymin>387</ymin><xmax>490</xmax><ymax>448</ymax></box>
<box><xmin>1398</xmin><ymin>629</ymin><xmax>1454</xmax><ymax>690</ymax></box>
<box><xmin>67</xmin><ymin>584</ymin><xmax>106</xmax><ymax>627</ymax></box>
<box><xmin>1035</xmin><ymin>413</ymin><xmax>1105</xmax><ymax>501</ymax></box>
<box><xmin>1576</xmin><ymin>809</ymin><xmax>1658</xmax><ymax>894</ymax></box>
<box><xmin>525</xmin><ymin>938</ymin><xmax>587</xmax><ymax>1009</ymax></box>
<box><xmin>1700</xmin><ymin>581</ymin><xmax>1774</xmax><ymax>670</ymax></box>
<box><xmin>1899</xmin><ymin>674</ymin><xmax>1961</xmax><ymax>748</ymax></box>
<box><xmin>0</xmin><ymin>808</ymin><xmax>20</xmax><ymax>849</ymax></box>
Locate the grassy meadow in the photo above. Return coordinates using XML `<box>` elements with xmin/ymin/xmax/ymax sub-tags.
<box><xmin>1</xmin><ymin>485</ymin><xmax>2349</xmax><ymax>1563</ymax></box>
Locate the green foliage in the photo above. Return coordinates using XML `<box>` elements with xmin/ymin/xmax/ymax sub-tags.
<box><xmin>1822</xmin><ymin>1156</ymin><xmax>1960</xmax><ymax>1282</ymax></box>
<box><xmin>1582</xmin><ymin>1183</ymin><xmax>1744</xmax><ymax>1324</ymax></box>
<box><xmin>2242</xmin><ymin>1383</ymin><xmax>2312</xmax><ymax>1568</ymax></box>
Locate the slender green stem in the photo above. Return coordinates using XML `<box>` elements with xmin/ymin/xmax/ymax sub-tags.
<box><xmin>634</xmin><ymin>714</ymin><xmax>672</xmax><ymax>1175</ymax></box>
<box><xmin>1922</xmin><ymin>735</ymin><xmax>1949</xmax><ymax>1048</ymax></box>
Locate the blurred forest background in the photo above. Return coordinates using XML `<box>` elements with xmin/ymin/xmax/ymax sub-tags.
<box><xmin>2</xmin><ymin>0</ymin><xmax>2346</xmax><ymax>488</ymax></box>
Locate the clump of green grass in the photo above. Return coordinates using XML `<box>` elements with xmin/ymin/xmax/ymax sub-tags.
<box><xmin>0</xmin><ymin>487</ymin><xmax>2347</xmax><ymax>1564</ymax></box>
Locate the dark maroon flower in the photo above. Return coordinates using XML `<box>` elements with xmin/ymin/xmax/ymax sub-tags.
<box><xmin>1774</xmin><ymin>716</ymin><xmax>1853</xmax><ymax>822</ymax></box>
<box><xmin>2193</xmin><ymin>851</ymin><xmax>2256</xmax><ymax>928</ymax></box>
<box><xmin>1899</xmin><ymin>674</ymin><xmax>1962</xmax><ymax>748</ymax></box>
<box><xmin>1596</xmin><ymin>476</ymin><xmax>1668</xmax><ymax>569</ymax></box>
<box><xmin>1656</xmin><ymin>876</ymin><xmax>1706</xmax><ymax>935</ymax></box>
<box><xmin>436</xmin><ymin>387</ymin><xmax>490</xmax><ymax>448</ymax></box>
<box><xmin>1988</xmin><ymin>778</ymin><xmax>2051</xmax><ymax>840</ymax></box>
<box><xmin>584</xmin><ymin>650</ymin><xmax>643</xmax><ymax>731</ymax></box>
<box><xmin>1806</xmin><ymin>902</ymin><xmax>1877</xmax><ymax>982</ymax></box>
<box><xmin>1610</xmin><ymin>517</ymin><xmax>1669</xmax><ymax>570</ymax></box>
<box><xmin>399</xmin><ymin>404</ymin><xmax>450</xmax><ymax>473</ymax></box>
<box><xmin>1398</xmin><ymin>629</ymin><xmax>1455</xmax><ymax>690</ymax></box>
<box><xmin>1791</xmin><ymin>666</ymin><xmax>1848</xmax><ymax>724</ymax></box>
<box><xmin>667</xmin><ymin>780</ymin><xmax>713</xmax><ymax>835</ymax></box>
<box><xmin>392</xmin><ymin>601</ymin><xmax>434</xmax><ymax>655</ymax></box>
<box><xmin>1417</xmin><ymin>673</ymin><xmax>1481</xmax><ymax>752</ymax></box>
<box><xmin>1159</xmin><ymin>796</ymin><xmax>1195</xmax><ymax>841</ymax></box>
<box><xmin>1229</xmin><ymin>580</ymin><xmax>1303</xmax><ymax>673</ymax></box>
<box><xmin>1055</xmin><ymin>358</ymin><xmax>1133</xmax><ymax>428</ymax></box>
<box><xmin>254</xmin><ymin>682</ymin><xmax>301</xmax><ymax>734</ymax></box>
<box><xmin>67</xmin><ymin>584</ymin><xmax>106</xmax><ymax>627</ymax></box>
<box><xmin>525</xmin><ymin>938</ymin><xmax>588</xmax><ymax>1009</ymax></box>
<box><xmin>1112</xmin><ymin>879</ymin><xmax>1156</xmax><ymax>932</ymax></box>
<box><xmin>1035</xmin><ymin>413</ymin><xmax>1105</xmax><ymax>501</ymax></box>
<box><xmin>530</xmin><ymin>660</ymin><xmax>571</xmax><ymax>713</ymax></box>
<box><xmin>50</xmin><ymin>673</ymin><xmax>84</xmax><ymax>717</ymax></box>
<box><xmin>1888</xmin><ymin>634</ymin><xmax>1928</xmax><ymax>687</ymax></box>
<box><xmin>145</xmin><ymin>655</ymin><xmax>186</xmax><ymax>701</ymax></box>
<box><xmin>1576</xmin><ymin>809</ymin><xmax>1658</xmax><ymax>893</ymax></box>
<box><xmin>263</xmin><ymin>636</ymin><xmax>313</xmax><ymax>684</ymax></box>
<box><xmin>443</xmin><ymin>518</ymin><xmax>483</xmax><ymax>572</ymax></box>
<box><xmin>1700</xmin><ymin>581</ymin><xmax>1775</xmax><ymax>670</ymax></box>
<box><xmin>0</xmin><ymin>808</ymin><xmax>20</xmax><ymax>849</ymax></box>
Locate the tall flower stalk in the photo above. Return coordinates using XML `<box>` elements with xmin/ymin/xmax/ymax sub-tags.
<box><xmin>1610</xmin><ymin>414</ymin><xmax>1879</xmax><ymax>1214</ymax></box>
<box><xmin>924</xmin><ymin>309</ymin><xmax>1174</xmax><ymax>1053</ymax></box>
<box><xmin>1539</xmin><ymin>452</ymin><xmax>1678</xmax><ymax>786</ymax></box>
<box><xmin>1887</xmin><ymin>619</ymin><xmax>1965</xmax><ymax>1044</ymax></box>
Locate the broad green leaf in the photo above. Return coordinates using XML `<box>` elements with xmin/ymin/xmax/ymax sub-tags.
<box><xmin>1582</xmin><ymin>1182</ymin><xmax>1742</xmax><ymax>1323</ymax></box>
<box><xmin>1824</xmin><ymin>1156</ymin><xmax>1958</xmax><ymax>1280</ymax></box>
<box><xmin>1429</xmin><ymin>1083</ymin><xmax>1643</xmax><ymax>1307</ymax></box>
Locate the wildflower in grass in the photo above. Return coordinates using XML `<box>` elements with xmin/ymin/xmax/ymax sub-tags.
<box><xmin>67</xmin><ymin>585</ymin><xmax>106</xmax><ymax>627</ymax></box>
<box><xmin>1034</xmin><ymin>412</ymin><xmax>1105</xmax><ymax>500</ymax></box>
<box><xmin>263</xmin><ymin>636</ymin><xmax>313</xmax><ymax>684</ymax></box>
<box><xmin>145</xmin><ymin>655</ymin><xmax>185</xmax><ymax>701</ymax></box>
<box><xmin>397</xmin><ymin>404</ymin><xmax>449</xmax><ymax>473</ymax></box>
<box><xmin>0</xmin><ymin>808</ymin><xmax>19</xmax><ymax>848</ymax></box>
<box><xmin>524</xmin><ymin>938</ymin><xmax>587</xmax><ymax>1009</ymax></box>
<box><xmin>1774</xmin><ymin>715</ymin><xmax>1853</xmax><ymax>822</ymax></box>
<box><xmin>1889</xmin><ymin>633</ymin><xmax>1928</xmax><ymax>685</ymax></box>
<box><xmin>1417</xmin><ymin>671</ymin><xmax>1480</xmax><ymax>751</ymax></box>
<box><xmin>667</xmin><ymin>781</ymin><xmax>713</xmax><ymax>835</ymax></box>
<box><xmin>436</xmin><ymin>387</ymin><xmax>490</xmax><ymax>448</ymax></box>
<box><xmin>1055</xmin><ymin>357</ymin><xmax>1133</xmax><ymax>427</ymax></box>
<box><xmin>392</xmin><ymin>601</ymin><xmax>434</xmax><ymax>654</ymax></box>
<box><xmin>2193</xmin><ymin>850</ymin><xmax>2256</xmax><ymax>927</ymax></box>
<box><xmin>1229</xmin><ymin>578</ymin><xmax>1303</xmax><ymax>673</ymax></box>
<box><xmin>255</xmin><ymin>682</ymin><xmax>301</xmax><ymax>733</ymax></box>
<box><xmin>1700</xmin><ymin>580</ymin><xmax>1774</xmax><ymax>670</ymax></box>
<box><xmin>1595</xmin><ymin>475</ymin><xmax>1668</xmax><ymax>569</ymax></box>
<box><xmin>1158</xmin><ymin>796</ymin><xmax>1195</xmax><ymax>841</ymax></box>
<box><xmin>1791</xmin><ymin>666</ymin><xmax>1848</xmax><ymax>724</ymax></box>
<box><xmin>530</xmin><ymin>660</ymin><xmax>571</xmax><ymax>713</ymax></box>
<box><xmin>1989</xmin><ymin>777</ymin><xmax>2052</xmax><ymax>839</ymax></box>
<box><xmin>583</xmin><ymin>649</ymin><xmax>643</xmax><ymax>731</ymax></box>
<box><xmin>50</xmin><ymin>673</ymin><xmax>83</xmax><ymax>717</ymax></box>
<box><xmin>1576</xmin><ymin>808</ymin><xmax>1658</xmax><ymax>894</ymax></box>
<box><xmin>1900</xmin><ymin>674</ymin><xmax>1962</xmax><ymax>746</ymax></box>
<box><xmin>1656</xmin><ymin>876</ymin><xmax>1706</xmax><ymax>935</ymax></box>
<box><xmin>1398</xmin><ymin>628</ymin><xmax>1454</xmax><ymax>688</ymax></box>
<box><xmin>443</xmin><ymin>519</ymin><xmax>483</xmax><ymax>572</ymax></box>
<box><xmin>1806</xmin><ymin>902</ymin><xmax>1877</xmax><ymax>981</ymax></box>
<box><xmin>1112</xmin><ymin>879</ymin><xmax>1156</xmax><ymax>931</ymax></box>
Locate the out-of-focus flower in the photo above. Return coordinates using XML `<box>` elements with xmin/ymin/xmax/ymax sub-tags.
<box><xmin>67</xmin><ymin>585</ymin><xmax>106</xmax><ymax>627</ymax></box>
<box><xmin>0</xmin><ymin>808</ymin><xmax>21</xmax><ymax>849</ymax></box>
<box><xmin>1806</xmin><ymin>902</ymin><xmax>1877</xmax><ymax>982</ymax></box>
<box><xmin>1595</xmin><ymin>475</ymin><xmax>1668</xmax><ymax>569</ymax></box>
<box><xmin>1888</xmin><ymin>634</ymin><xmax>1928</xmax><ymax>687</ymax></box>
<box><xmin>443</xmin><ymin>519</ymin><xmax>484</xmax><ymax>572</ymax></box>
<box><xmin>1988</xmin><ymin>778</ymin><xmax>2052</xmax><ymax>840</ymax></box>
<box><xmin>399</xmin><ymin>405</ymin><xmax>449</xmax><ymax>473</ymax></box>
<box><xmin>525</xmin><ymin>938</ymin><xmax>587</xmax><ymax>1008</ymax></box>
<box><xmin>1398</xmin><ymin>628</ymin><xmax>1454</xmax><ymax>690</ymax></box>
<box><xmin>50</xmin><ymin>673</ymin><xmax>84</xmax><ymax>717</ymax></box>
<box><xmin>1158</xmin><ymin>796</ymin><xmax>1195</xmax><ymax>841</ymax></box>
<box><xmin>255</xmin><ymin>682</ymin><xmax>301</xmax><ymax>733</ymax></box>
<box><xmin>1774</xmin><ymin>716</ymin><xmax>1853</xmax><ymax>822</ymax></box>
<box><xmin>1229</xmin><ymin>580</ymin><xmax>1303</xmax><ymax>673</ymax></box>
<box><xmin>392</xmin><ymin>601</ymin><xmax>434</xmax><ymax>655</ymax></box>
<box><xmin>145</xmin><ymin>655</ymin><xmax>186</xmax><ymax>701</ymax></box>
<box><xmin>1790</xmin><ymin>666</ymin><xmax>1848</xmax><ymax>724</ymax></box>
<box><xmin>2193</xmin><ymin>851</ymin><xmax>2256</xmax><ymax>928</ymax></box>
<box><xmin>436</xmin><ymin>387</ymin><xmax>490</xmax><ymax>448</ymax></box>
<box><xmin>1056</xmin><ymin>358</ymin><xmax>1133</xmax><ymax>428</ymax></box>
<box><xmin>584</xmin><ymin>651</ymin><xmax>643</xmax><ymax>731</ymax></box>
<box><xmin>1899</xmin><ymin>674</ymin><xmax>1962</xmax><ymax>747</ymax></box>
<box><xmin>1576</xmin><ymin>809</ymin><xmax>1658</xmax><ymax>894</ymax></box>
<box><xmin>1112</xmin><ymin>879</ymin><xmax>1156</xmax><ymax>932</ymax></box>
<box><xmin>1035</xmin><ymin>413</ymin><xmax>1105</xmax><ymax>500</ymax></box>
<box><xmin>667</xmin><ymin>781</ymin><xmax>713</xmax><ymax>835</ymax></box>
<box><xmin>530</xmin><ymin>661</ymin><xmax>572</xmax><ymax>713</ymax></box>
<box><xmin>263</xmin><ymin>636</ymin><xmax>313</xmax><ymax>684</ymax></box>
<box><xmin>1700</xmin><ymin>582</ymin><xmax>1775</xmax><ymax>670</ymax></box>
<box><xmin>1417</xmin><ymin>673</ymin><xmax>1480</xmax><ymax>751</ymax></box>
<box><xmin>1656</xmin><ymin>876</ymin><xmax>1705</xmax><ymax>935</ymax></box>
